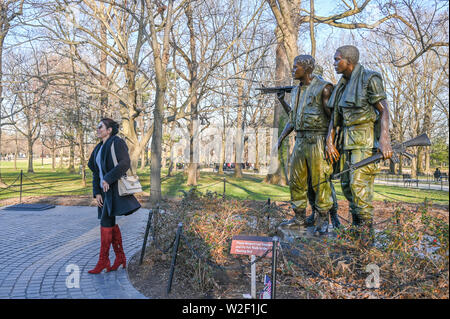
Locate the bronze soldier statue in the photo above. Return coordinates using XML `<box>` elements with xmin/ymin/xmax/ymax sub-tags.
<box><xmin>276</xmin><ymin>55</ymin><xmax>338</xmax><ymax>235</ymax></box>
<box><xmin>326</xmin><ymin>45</ymin><xmax>393</xmax><ymax>243</ymax></box>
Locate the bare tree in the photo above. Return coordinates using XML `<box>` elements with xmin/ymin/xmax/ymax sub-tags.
<box><xmin>147</xmin><ymin>0</ymin><xmax>175</xmax><ymax>203</ymax></box>
<box><xmin>376</xmin><ymin>0</ymin><xmax>449</xmax><ymax>68</ymax></box>
<box><xmin>6</xmin><ymin>50</ymin><xmax>48</xmax><ymax>173</ymax></box>
<box><xmin>0</xmin><ymin>0</ymin><xmax>24</xmax><ymax>183</ymax></box>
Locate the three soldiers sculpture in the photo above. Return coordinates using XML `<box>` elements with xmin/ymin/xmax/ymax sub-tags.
<box><xmin>269</xmin><ymin>45</ymin><xmax>394</xmax><ymax>243</ymax></box>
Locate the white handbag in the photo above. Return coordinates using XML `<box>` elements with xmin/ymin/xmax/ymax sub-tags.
<box><xmin>111</xmin><ymin>141</ymin><xmax>143</xmax><ymax>196</ymax></box>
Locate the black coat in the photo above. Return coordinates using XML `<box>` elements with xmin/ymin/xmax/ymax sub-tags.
<box><xmin>88</xmin><ymin>135</ymin><xmax>141</xmax><ymax>218</ymax></box>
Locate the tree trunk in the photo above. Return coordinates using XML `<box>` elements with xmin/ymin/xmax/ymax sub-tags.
<box><xmin>100</xmin><ymin>23</ymin><xmax>108</xmax><ymax>115</ymax></box>
<box><xmin>185</xmin><ymin>1</ymin><xmax>200</xmax><ymax>186</ymax></box>
<box><xmin>148</xmin><ymin>0</ymin><xmax>174</xmax><ymax>204</ymax></box>
<box><xmin>129</xmin><ymin>149</ymin><xmax>140</xmax><ymax>173</ymax></box>
<box><xmin>411</xmin><ymin>150</ymin><xmax>417</xmax><ymax>178</ymax></box>
<box><xmin>234</xmin><ymin>114</ymin><xmax>243</xmax><ymax>178</ymax></box>
<box><xmin>144</xmin><ymin>145</ymin><xmax>149</xmax><ymax>167</ymax></box>
<box><xmin>264</xmin><ymin>31</ymin><xmax>290</xmax><ymax>185</ymax></box>
<box><xmin>254</xmin><ymin>128</ymin><xmax>260</xmax><ymax>172</ymax></box>
<box><xmin>68</xmin><ymin>144</ymin><xmax>75</xmax><ymax>173</ymax></box>
<box><xmin>244</xmin><ymin>135</ymin><xmax>249</xmax><ymax>167</ymax></box>
<box><xmin>51</xmin><ymin>148</ymin><xmax>56</xmax><ymax>171</ymax></box>
<box><xmin>139</xmin><ymin>144</ymin><xmax>146</xmax><ymax>169</ymax></box>
<box><xmin>218</xmin><ymin>127</ymin><xmax>225</xmax><ymax>174</ymax></box>
<box><xmin>187</xmin><ymin>117</ymin><xmax>199</xmax><ymax>185</ymax></box>
<box><xmin>27</xmin><ymin>138</ymin><xmax>34</xmax><ymax>173</ymax></box>
<box><xmin>309</xmin><ymin>0</ymin><xmax>316</xmax><ymax>58</ymax></box>
<box><xmin>417</xmin><ymin>147</ymin><xmax>424</xmax><ymax>175</ymax></box>
<box><xmin>77</xmin><ymin>130</ymin><xmax>86</xmax><ymax>187</ymax></box>
<box><xmin>14</xmin><ymin>132</ymin><xmax>18</xmax><ymax>170</ymax></box>
<box><xmin>150</xmin><ymin>89</ymin><xmax>164</xmax><ymax>203</ymax></box>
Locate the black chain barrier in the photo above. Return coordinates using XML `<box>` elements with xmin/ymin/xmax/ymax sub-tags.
<box><xmin>0</xmin><ymin>174</ymin><xmax>21</xmax><ymax>194</ymax></box>
<box><xmin>0</xmin><ymin>171</ymin><xmax>90</xmax><ymax>199</ymax></box>
<box><xmin>22</xmin><ymin>174</ymin><xmax>90</xmax><ymax>194</ymax></box>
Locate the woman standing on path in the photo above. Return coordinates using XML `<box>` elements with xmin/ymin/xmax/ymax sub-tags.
<box><xmin>87</xmin><ymin>118</ymin><xmax>141</xmax><ymax>274</ymax></box>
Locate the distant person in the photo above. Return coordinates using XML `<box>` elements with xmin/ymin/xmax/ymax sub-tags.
<box><xmin>434</xmin><ymin>168</ymin><xmax>441</xmax><ymax>182</ymax></box>
<box><xmin>87</xmin><ymin>118</ymin><xmax>141</xmax><ymax>274</ymax></box>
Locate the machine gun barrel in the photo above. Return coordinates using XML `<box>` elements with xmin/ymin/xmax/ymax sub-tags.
<box><xmin>255</xmin><ymin>86</ymin><xmax>294</xmax><ymax>94</ymax></box>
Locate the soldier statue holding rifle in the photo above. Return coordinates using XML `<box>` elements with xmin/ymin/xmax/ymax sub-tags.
<box><xmin>272</xmin><ymin>54</ymin><xmax>339</xmax><ymax>235</ymax></box>
<box><xmin>325</xmin><ymin>45</ymin><xmax>393</xmax><ymax>244</ymax></box>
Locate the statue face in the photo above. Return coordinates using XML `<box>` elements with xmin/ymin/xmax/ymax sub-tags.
<box><xmin>292</xmin><ymin>61</ymin><xmax>307</xmax><ymax>80</ymax></box>
<box><xmin>333</xmin><ymin>52</ymin><xmax>350</xmax><ymax>74</ymax></box>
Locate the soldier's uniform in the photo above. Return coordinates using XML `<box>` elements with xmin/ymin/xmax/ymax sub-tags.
<box><xmin>287</xmin><ymin>75</ymin><xmax>335</xmax><ymax>232</ymax></box>
<box><xmin>329</xmin><ymin>63</ymin><xmax>387</xmax><ymax>228</ymax></box>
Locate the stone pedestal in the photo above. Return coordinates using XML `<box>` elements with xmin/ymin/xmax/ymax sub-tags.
<box><xmin>277</xmin><ymin>225</ymin><xmax>337</xmax><ymax>243</ymax></box>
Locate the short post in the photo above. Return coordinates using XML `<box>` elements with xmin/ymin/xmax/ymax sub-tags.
<box><xmin>271</xmin><ymin>236</ymin><xmax>279</xmax><ymax>299</ymax></box>
<box><xmin>139</xmin><ymin>209</ymin><xmax>154</xmax><ymax>265</ymax></box>
<box><xmin>19</xmin><ymin>170</ymin><xmax>23</xmax><ymax>204</ymax></box>
<box><xmin>251</xmin><ymin>255</ymin><xmax>256</xmax><ymax>299</ymax></box>
<box><xmin>223</xmin><ymin>178</ymin><xmax>226</xmax><ymax>199</ymax></box>
<box><xmin>167</xmin><ymin>222</ymin><xmax>183</xmax><ymax>295</ymax></box>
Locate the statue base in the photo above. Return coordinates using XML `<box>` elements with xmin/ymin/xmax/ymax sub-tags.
<box><xmin>277</xmin><ymin>224</ymin><xmax>337</xmax><ymax>243</ymax></box>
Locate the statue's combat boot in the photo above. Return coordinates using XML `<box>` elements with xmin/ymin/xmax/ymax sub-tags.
<box><xmin>279</xmin><ymin>208</ymin><xmax>308</xmax><ymax>230</ymax></box>
<box><xmin>313</xmin><ymin>211</ymin><xmax>329</xmax><ymax>235</ymax></box>
<box><xmin>359</xmin><ymin>219</ymin><xmax>375</xmax><ymax>247</ymax></box>
<box><xmin>329</xmin><ymin>207</ymin><xmax>341</xmax><ymax>229</ymax></box>
<box><xmin>305</xmin><ymin>209</ymin><xmax>316</xmax><ymax>227</ymax></box>
<box><xmin>351</xmin><ymin>213</ymin><xmax>374</xmax><ymax>247</ymax></box>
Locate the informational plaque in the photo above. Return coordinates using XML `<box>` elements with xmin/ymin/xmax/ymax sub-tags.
<box><xmin>230</xmin><ymin>235</ymin><xmax>273</xmax><ymax>258</ymax></box>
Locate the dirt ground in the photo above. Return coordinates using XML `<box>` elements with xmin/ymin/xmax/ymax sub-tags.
<box><xmin>2</xmin><ymin>195</ymin><xmax>448</xmax><ymax>299</ymax></box>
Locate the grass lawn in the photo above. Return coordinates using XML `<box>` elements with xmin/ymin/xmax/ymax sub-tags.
<box><xmin>1</xmin><ymin>159</ymin><xmax>448</xmax><ymax>206</ymax></box>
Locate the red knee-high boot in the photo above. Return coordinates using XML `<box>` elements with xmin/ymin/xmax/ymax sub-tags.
<box><xmin>88</xmin><ymin>226</ymin><xmax>113</xmax><ymax>274</ymax></box>
<box><xmin>110</xmin><ymin>224</ymin><xmax>126</xmax><ymax>271</ymax></box>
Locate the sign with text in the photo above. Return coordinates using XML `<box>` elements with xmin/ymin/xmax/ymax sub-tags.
<box><xmin>230</xmin><ymin>235</ymin><xmax>273</xmax><ymax>258</ymax></box>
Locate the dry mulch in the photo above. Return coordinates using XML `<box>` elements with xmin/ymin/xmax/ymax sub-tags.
<box><xmin>126</xmin><ymin>199</ymin><xmax>448</xmax><ymax>299</ymax></box>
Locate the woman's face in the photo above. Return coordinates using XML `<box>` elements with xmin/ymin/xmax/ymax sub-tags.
<box><xmin>97</xmin><ymin>121</ymin><xmax>112</xmax><ymax>139</ymax></box>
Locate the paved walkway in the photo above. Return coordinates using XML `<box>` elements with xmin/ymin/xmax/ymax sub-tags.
<box><xmin>374</xmin><ymin>179</ymin><xmax>449</xmax><ymax>192</ymax></box>
<box><xmin>0</xmin><ymin>205</ymin><xmax>149</xmax><ymax>299</ymax></box>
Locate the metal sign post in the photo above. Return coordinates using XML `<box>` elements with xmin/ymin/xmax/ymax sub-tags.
<box><xmin>251</xmin><ymin>255</ymin><xmax>256</xmax><ymax>299</ymax></box>
<box><xmin>271</xmin><ymin>236</ymin><xmax>279</xmax><ymax>299</ymax></box>
<box><xmin>230</xmin><ymin>235</ymin><xmax>274</xmax><ymax>299</ymax></box>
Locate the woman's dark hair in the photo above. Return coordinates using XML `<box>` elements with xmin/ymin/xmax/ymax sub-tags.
<box><xmin>100</xmin><ymin>118</ymin><xmax>120</xmax><ymax>136</ymax></box>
